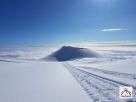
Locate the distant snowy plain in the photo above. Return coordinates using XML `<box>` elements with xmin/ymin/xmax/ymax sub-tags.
<box><xmin>0</xmin><ymin>41</ymin><xmax>136</xmax><ymax>102</ymax></box>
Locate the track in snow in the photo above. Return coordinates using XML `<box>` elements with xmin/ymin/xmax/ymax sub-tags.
<box><xmin>79</xmin><ymin>66</ymin><xmax>136</xmax><ymax>80</ymax></box>
<box><xmin>63</xmin><ymin>63</ymin><xmax>136</xmax><ymax>102</ymax></box>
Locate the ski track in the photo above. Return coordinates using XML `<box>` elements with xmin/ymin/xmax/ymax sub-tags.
<box><xmin>63</xmin><ymin>63</ymin><xmax>136</xmax><ymax>102</ymax></box>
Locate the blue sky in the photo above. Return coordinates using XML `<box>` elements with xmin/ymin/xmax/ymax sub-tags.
<box><xmin>0</xmin><ymin>0</ymin><xmax>136</xmax><ymax>46</ymax></box>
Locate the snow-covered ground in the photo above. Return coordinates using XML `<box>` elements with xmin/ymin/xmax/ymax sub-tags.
<box><xmin>0</xmin><ymin>61</ymin><xmax>89</xmax><ymax>102</ymax></box>
<box><xmin>0</xmin><ymin>41</ymin><xmax>136</xmax><ymax>102</ymax></box>
<box><xmin>65</xmin><ymin>58</ymin><xmax>136</xmax><ymax>102</ymax></box>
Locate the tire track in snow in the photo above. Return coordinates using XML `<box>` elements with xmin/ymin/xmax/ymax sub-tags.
<box><xmin>79</xmin><ymin>66</ymin><xmax>136</xmax><ymax>80</ymax></box>
<box><xmin>63</xmin><ymin>63</ymin><xmax>136</xmax><ymax>102</ymax></box>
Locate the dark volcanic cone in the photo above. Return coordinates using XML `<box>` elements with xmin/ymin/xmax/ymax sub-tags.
<box><xmin>43</xmin><ymin>46</ymin><xmax>101</xmax><ymax>61</ymax></box>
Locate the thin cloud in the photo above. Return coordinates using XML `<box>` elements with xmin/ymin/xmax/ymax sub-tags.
<box><xmin>102</xmin><ymin>28</ymin><xmax>122</xmax><ymax>32</ymax></box>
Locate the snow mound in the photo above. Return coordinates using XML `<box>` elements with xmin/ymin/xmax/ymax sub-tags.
<box><xmin>43</xmin><ymin>46</ymin><xmax>101</xmax><ymax>61</ymax></box>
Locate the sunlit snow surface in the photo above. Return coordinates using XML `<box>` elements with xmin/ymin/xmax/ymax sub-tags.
<box><xmin>0</xmin><ymin>41</ymin><xmax>136</xmax><ymax>102</ymax></box>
